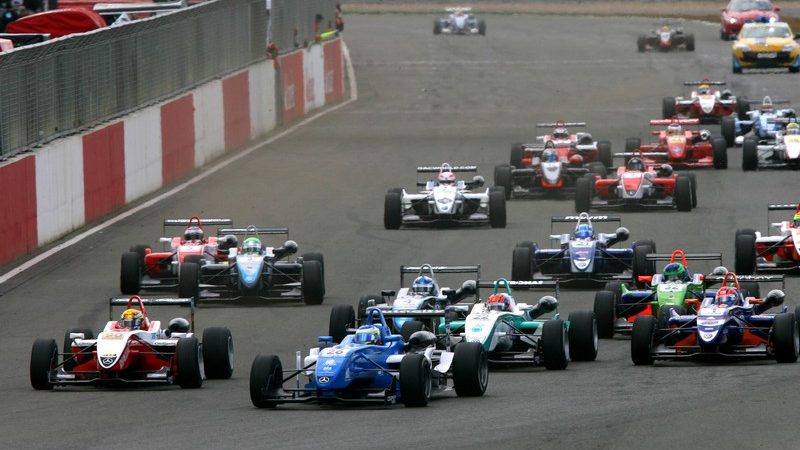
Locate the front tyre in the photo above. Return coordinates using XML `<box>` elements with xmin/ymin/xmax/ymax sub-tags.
<box><xmin>30</xmin><ymin>338</ymin><xmax>58</xmax><ymax>390</ymax></box>
<box><xmin>594</xmin><ymin>290</ymin><xmax>616</xmax><ymax>339</ymax></box>
<box><xmin>329</xmin><ymin>304</ymin><xmax>356</xmax><ymax>343</ymax></box>
<box><xmin>400</xmin><ymin>353</ymin><xmax>432</xmax><ymax>407</ymax></box>
<box><xmin>494</xmin><ymin>164</ymin><xmax>513</xmax><ymax>200</ymax></box>
<box><xmin>384</xmin><ymin>191</ymin><xmax>403</xmax><ymax>229</ymax></box>
<box><xmin>631</xmin><ymin>315</ymin><xmax>655</xmax><ymax>365</ymax></box>
<box><xmin>202</xmin><ymin>327</ymin><xmax>235</xmax><ymax>379</ymax></box>
<box><xmin>568</xmin><ymin>310</ymin><xmax>598</xmax><ymax>361</ymax></box>
<box><xmin>773</xmin><ymin>313</ymin><xmax>799</xmax><ymax>363</ymax></box>
<box><xmin>175</xmin><ymin>337</ymin><xmax>204</xmax><ymax>389</ymax></box>
<box><xmin>742</xmin><ymin>137</ymin><xmax>758</xmax><ymax>171</ymax></box>
<box><xmin>734</xmin><ymin>232</ymin><xmax>757</xmax><ymax>275</ymax></box>
<box><xmin>712</xmin><ymin>137</ymin><xmax>727</xmax><ymax>169</ymax></box>
<box><xmin>511</xmin><ymin>245</ymin><xmax>533</xmax><ymax>281</ymax></box>
<box><xmin>452</xmin><ymin>342</ymin><xmax>488</xmax><ymax>397</ymax></box>
<box><xmin>250</xmin><ymin>354</ymin><xmax>283</xmax><ymax>408</ymax></box>
<box><xmin>301</xmin><ymin>260</ymin><xmax>325</xmax><ymax>305</ymax></box>
<box><xmin>488</xmin><ymin>187</ymin><xmax>506</xmax><ymax>228</ymax></box>
<box><xmin>542</xmin><ymin>320</ymin><xmax>569</xmax><ymax>370</ymax></box>
<box><xmin>674</xmin><ymin>175</ymin><xmax>692</xmax><ymax>212</ymax></box>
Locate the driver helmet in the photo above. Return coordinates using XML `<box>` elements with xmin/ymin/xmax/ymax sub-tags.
<box><xmin>698</xmin><ymin>83</ymin><xmax>711</xmax><ymax>95</ymax></box>
<box><xmin>761</xmin><ymin>96</ymin><xmax>774</xmax><ymax>113</ymax></box>
<box><xmin>663</xmin><ymin>262</ymin><xmax>687</xmax><ymax>282</ymax></box>
<box><xmin>626</xmin><ymin>157</ymin><xmax>644</xmax><ymax>172</ymax></box>
<box><xmin>553</xmin><ymin>127</ymin><xmax>569</xmax><ymax>139</ymax></box>
<box><xmin>542</xmin><ymin>148</ymin><xmax>558</xmax><ymax>162</ymax></box>
<box><xmin>575</xmin><ymin>223</ymin><xmax>593</xmax><ymax>239</ymax></box>
<box><xmin>184</xmin><ymin>225</ymin><xmax>203</xmax><ymax>242</ymax></box>
<box><xmin>667</xmin><ymin>123</ymin><xmax>682</xmax><ymax>136</ymax></box>
<box><xmin>119</xmin><ymin>309</ymin><xmax>144</xmax><ymax>330</ymax></box>
<box><xmin>411</xmin><ymin>276</ymin><xmax>435</xmax><ymax>296</ymax></box>
<box><xmin>793</xmin><ymin>212</ymin><xmax>800</xmax><ymax>227</ymax></box>
<box><xmin>438</xmin><ymin>171</ymin><xmax>456</xmax><ymax>185</ymax></box>
<box><xmin>661</xmin><ymin>25</ymin><xmax>670</xmax><ymax>32</ymax></box>
<box><xmin>715</xmin><ymin>286</ymin><xmax>739</xmax><ymax>307</ymax></box>
<box><xmin>242</xmin><ymin>237</ymin><xmax>262</xmax><ymax>255</ymax></box>
<box><xmin>786</xmin><ymin>122</ymin><xmax>800</xmax><ymax>135</ymax></box>
<box><xmin>354</xmin><ymin>326</ymin><xmax>382</xmax><ymax>345</ymax></box>
<box><xmin>487</xmin><ymin>293</ymin><xmax>511</xmax><ymax>312</ymax></box>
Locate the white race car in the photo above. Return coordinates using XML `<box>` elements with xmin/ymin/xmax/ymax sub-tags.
<box><xmin>433</xmin><ymin>7</ymin><xmax>486</xmax><ymax>36</ymax></box>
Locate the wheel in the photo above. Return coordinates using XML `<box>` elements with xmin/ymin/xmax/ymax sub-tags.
<box><xmin>202</xmin><ymin>327</ymin><xmax>234</xmax><ymax>379</ymax></box>
<box><xmin>301</xmin><ymin>252</ymin><xmax>325</xmax><ymax>294</ymax></box>
<box><xmin>721</xmin><ymin>116</ymin><xmax>736</xmax><ymax>147</ymax></box>
<box><xmin>790</xmin><ymin>65</ymin><xmax>800</xmax><ymax>74</ymax></box>
<box><xmin>433</xmin><ymin>20</ymin><xmax>441</xmax><ymax>35</ymax></box>
<box><xmin>736</xmin><ymin>96</ymin><xmax>750</xmax><ymax>121</ymax></box>
<box><xmin>597</xmin><ymin>140</ymin><xmax>612</xmax><ymax>168</ymax></box>
<box><xmin>516</xmin><ymin>240</ymin><xmax>534</xmax><ymax>249</ymax></box>
<box><xmin>574</xmin><ymin>176</ymin><xmax>592</xmax><ymax>213</ymax></box>
<box><xmin>568</xmin><ymin>310</ymin><xmax>598</xmax><ymax>361</ymax></box>
<box><xmin>624</xmin><ymin>137</ymin><xmax>641</xmax><ymax>160</ymax></box>
<box><xmin>63</xmin><ymin>328</ymin><xmax>93</xmax><ymax>371</ymax></box>
<box><xmin>400</xmin><ymin>353</ymin><xmax>432</xmax><ymax>407</ymax></box>
<box><xmin>400</xmin><ymin>320</ymin><xmax>425</xmax><ymax>342</ymax></box>
<box><xmin>488</xmin><ymin>187</ymin><xmax>506</xmax><ymax>228</ymax></box>
<box><xmin>250</xmin><ymin>354</ymin><xmax>283</xmax><ymax>408</ymax></box>
<box><xmin>686</xmin><ymin>33</ymin><xmax>695</xmax><ymax>51</ymax></box>
<box><xmin>742</xmin><ymin>137</ymin><xmax>758</xmax><ymax>171</ymax></box>
<box><xmin>605</xmin><ymin>280</ymin><xmax>625</xmax><ymax>300</ymax></box>
<box><xmin>720</xmin><ymin>28</ymin><xmax>727</xmax><ymax>40</ymax></box>
<box><xmin>662</xmin><ymin>97</ymin><xmax>676</xmax><ymax>119</ymax></box>
<box><xmin>510</xmin><ymin>143</ymin><xmax>524</xmax><ymax>168</ymax></box>
<box><xmin>452</xmin><ymin>342</ymin><xmax>488</xmax><ymax>397</ymax></box>
<box><xmin>712</xmin><ymin>137</ymin><xmax>727</xmax><ymax>169</ymax></box>
<box><xmin>733</xmin><ymin>61</ymin><xmax>742</xmax><ymax>74</ymax></box>
<box><xmin>656</xmin><ymin>304</ymin><xmax>685</xmax><ymax>333</ymax></box>
<box><xmin>384</xmin><ymin>191</ymin><xmax>403</xmax><ymax>229</ymax></box>
<box><xmin>478</xmin><ymin>19</ymin><xmax>486</xmax><ymax>36</ymax></box>
<box><xmin>631</xmin><ymin>315</ymin><xmax>655</xmax><ymax>365</ymax></box>
<box><xmin>178</xmin><ymin>262</ymin><xmax>200</xmax><ymax>300</ymax></box>
<box><xmin>734</xmin><ymin>233</ymin><xmax>757</xmax><ymax>275</ymax></box>
<box><xmin>329</xmin><ymin>304</ymin><xmax>356</xmax><ymax>343</ymax></box>
<box><xmin>175</xmin><ymin>337</ymin><xmax>203</xmax><ymax>388</ymax></box>
<box><xmin>632</xmin><ymin>244</ymin><xmax>655</xmax><ymax>287</ymax></box>
<box><xmin>773</xmin><ymin>313</ymin><xmax>799</xmax><ymax>363</ymax></box>
<box><xmin>30</xmin><ymin>338</ymin><xmax>57</xmax><ymax>390</ymax></box>
<box><xmin>593</xmin><ymin>290</ymin><xmax>616</xmax><ymax>339</ymax></box>
<box><xmin>357</xmin><ymin>294</ymin><xmax>385</xmax><ymax>319</ymax></box>
<box><xmin>494</xmin><ymin>164</ymin><xmax>513</xmax><ymax>200</ymax></box>
<box><xmin>542</xmin><ymin>320</ymin><xmax>568</xmax><ymax>370</ymax></box>
<box><xmin>739</xmin><ymin>281</ymin><xmax>760</xmax><ymax>299</ymax></box>
<box><xmin>685</xmin><ymin>172</ymin><xmax>697</xmax><ymax>208</ymax></box>
<box><xmin>120</xmin><ymin>252</ymin><xmax>141</xmax><ymax>294</ymax></box>
<box><xmin>511</xmin><ymin>245</ymin><xmax>533</xmax><ymax>281</ymax></box>
<box><xmin>674</xmin><ymin>175</ymin><xmax>692</xmax><ymax>212</ymax></box>
<box><xmin>633</xmin><ymin>239</ymin><xmax>656</xmax><ymax>254</ymax></box>
<box><xmin>587</xmin><ymin>162</ymin><xmax>607</xmax><ymax>179</ymax></box>
<box><xmin>301</xmin><ymin>260</ymin><xmax>324</xmax><ymax>305</ymax></box>
<box><xmin>636</xmin><ymin>35</ymin><xmax>646</xmax><ymax>52</ymax></box>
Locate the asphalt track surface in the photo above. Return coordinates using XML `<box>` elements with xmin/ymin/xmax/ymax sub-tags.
<box><xmin>3</xmin><ymin>14</ymin><xmax>800</xmax><ymax>450</ymax></box>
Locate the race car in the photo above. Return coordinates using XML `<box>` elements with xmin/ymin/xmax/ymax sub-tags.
<box><xmin>433</xmin><ymin>7</ymin><xmax>485</xmax><ymax>36</ymax></box>
<box><xmin>594</xmin><ymin>250</ymin><xmax>728</xmax><ymax>338</ymax></box>
<box><xmin>732</xmin><ymin>22</ymin><xmax>800</xmax><ymax>73</ymax></box>
<box><xmin>574</xmin><ymin>155</ymin><xmax>695</xmax><ymax>212</ymax></box>
<box><xmin>30</xmin><ymin>296</ymin><xmax>235</xmax><ymax>390</ymax></box>
<box><xmin>119</xmin><ymin>216</ymin><xmax>233</xmax><ymax>295</ymax></box>
<box><xmin>384</xmin><ymin>163</ymin><xmax>506</xmax><ymax>229</ymax></box>
<box><xmin>509</xmin><ymin>121</ymin><xmax>613</xmax><ymax>170</ymax></box>
<box><xmin>662</xmin><ymin>79</ymin><xmax>747</xmax><ymax>123</ymax></box>
<box><xmin>741</xmin><ymin>120</ymin><xmax>800</xmax><ymax>170</ymax></box>
<box><xmin>178</xmin><ymin>226</ymin><xmax>325</xmax><ymax>305</ymax></box>
<box><xmin>631</xmin><ymin>272</ymin><xmax>797</xmax><ymax>365</ymax></box>
<box><xmin>637</xmin><ymin>22</ymin><xmax>694</xmax><ymax>52</ymax></box>
<box><xmin>624</xmin><ymin>118</ymin><xmax>727</xmax><ymax>169</ymax></box>
<box><xmin>511</xmin><ymin>213</ymin><xmax>656</xmax><ymax>286</ymax></box>
<box><xmin>721</xmin><ymin>0</ymin><xmax>780</xmax><ymax>40</ymax></box>
<box><xmin>735</xmin><ymin>203</ymin><xmax>800</xmax><ymax>274</ymax></box>
<box><xmin>721</xmin><ymin>96</ymin><xmax>795</xmax><ymax>146</ymax></box>
<box><xmin>250</xmin><ymin>306</ymin><xmax>489</xmax><ymax>408</ymax></box>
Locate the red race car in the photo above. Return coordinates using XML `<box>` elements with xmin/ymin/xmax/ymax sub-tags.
<box><xmin>623</xmin><ymin>119</ymin><xmax>728</xmax><ymax>169</ymax></box>
<box><xmin>735</xmin><ymin>203</ymin><xmax>800</xmax><ymax>274</ymax></box>
<box><xmin>720</xmin><ymin>0</ymin><xmax>780</xmax><ymax>40</ymax></box>
<box><xmin>509</xmin><ymin>121</ymin><xmax>613</xmax><ymax>170</ymax></box>
<box><xmin>663</xmin><ymin>79</ymin><xmax>748</xmax><ymax>124</ymax></box>
<box><xmin>574</xmin><ymin>156</ymin><xmax>695</xmax><ymax>213</ymax></box>
<box><xmin>119</xmin><ymin>216</ymin><xmax>234</xmax><ymax>295</ymax></box>
<box><xmin>30</xmin><ymin>296</ymin><xmax>235</xmax><ymax>390</ymax></box>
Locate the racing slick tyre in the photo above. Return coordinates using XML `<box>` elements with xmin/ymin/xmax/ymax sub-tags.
<box><xmin>178</xmin><ymin>262</ymin><xmax>200</xmax><ymax>300</ymax></box>
<box><xmin>400</xmin><ymin>321</ymin><xmax>425</xmax><ymax>342</ymax></box>
<box><xmin>733</xmin><ymin>61</ymin><xmax>742</xmax><ymax>74</ymax></box>
<box><xmin>597</xmin><ymin>141</ymin><xmax>613</xmax><ymax>168</ymax></box>
<box><xmin>63</xmin><ymin>328</ymin><xmax>93</xmax><ymax>371</ymax></box>
<box><xmin>120</xmin><ymin>251</ymin><xmax>141</xmax><ymax>295</ymax></box>
<box><xmin>656</xmin><ymin>304</ymin><xmax>685</xmax><ymax>338</ymax></box>
<box><xmin>202</xmin><ymin>327</ymin><xmax>234</xmax><ymax>379</ymax></box>
<box><xmin>384</xmin><ymin>191</ymin><xmax>403</xmax><ymax>229</ymax></box>
<box><xmin>593</xmin><ymin>290</ymin><xmax>616</xmax><ymax>339</ymax></box>
<box><xmin>494</xmin><ymin>164</ymin><xmax>513</xmax><ymax>200</ymax></box>
<box><xmin>250</xmin><ymin>354</ymin><xmax>283</xmax><ymax>408</ymax></box>
<box><xmin>175</xmin><ymin>337</ymin><xmax>203</xmax><ymax>389</ymax></box>
<box><xmin>568</xmin><ymin>310</ymin><xmax>598</xmax><ymax>361</ymax></box>
<box><xmin>662</xmin><ymin>97</ymin><xmax>676</xmax><ymax>119</ymax></box>
<box><xmin>478</xmin><ymin>19</ymin><xmax>486</xmax><ymax>36</ymax></box>
<box><xmin>742</xmin><ymin>137</ymin><xmax>758</xmax><ymax>171</ymax></box>
<box><xmin>632</xmin><ymin>239</ymin><xmax>656</xmax><ymax>254</ymax></box>
<box><xmin>302</xmin><ymin>253</ymin><xmax>325</xmax><ymax>295</ymax></box>
<box><xmin>358</xmin><ymin>294</ymin><xmax>386</xmax><ymax>319</ymax></box>
<box><xmin>631</xmin><ymin>315</ymin><xmax>656</xmax><ymax>365</ymax></box>
<box><xmin>734</xmin><ymin>233</ymin><xmax>757</xmax><ymax>275</ymax></box>
<box><xmin>674</xmin><ymin>175</ymin><xmax>692</xmax><ymax>212</ymax></box>
<box><xmin>542</xmin><ymin>320</ymin><xmax>569</xmax><ymax>370</ymax></box>
<box><xmin>329</xmin><ymin>304</ymin><xmax>356</xmax><ymax>343</ymax></box>
<box><xmin>721</xmin><ymin>116</ymin><xmax>736</xmax><ymax>147</ymax></box>
<box><xmin>739</xmin><ymin>281</ymin><xmax>760</xmax><ymax>299</ymax></box>
<box><xmin>624</xmin><ymin>137</ymin><xmax>641</xmax><ymax>162</ymax></box>
<box><xmin>453</xmin><ymin>342</ymin><xmax>488</xmax><ymax>397</ymax></box>
<box><xmin>720</xmin><ymin>28</ymin><xmax>728</xmax><ymax>40</ymax></box>
<box><xmin>30</xmin><ymin>338</ymin><xmax>58</xmax><ymax>390</ymax></box>
<box><xmin>685</xmin><ymin>33</ymin><xmax>695</xmax><ymax>51</ymax></box>
<box><xmin>516</xmin><ymin>240</ymin><xmax>534</xmax><ymax>249</ymax></box>
<box><xmin>790</xmin><ymin>65</ymin><xmax>800</xmax><ymax>73</ymax></box>
<box><xmin>588</xmin><ymin>162</ymin><xmax>607</xmax><ymax>179</ymax></box>
<box><xmin>511</xmin><ymin>246</ymin><xmax>534</xmax><ymax>281</ymax></box>
<box><xmin>772</xmin><ymin>313</ymin><xmax>799</xmax><ymax>363</ymax></box>
<box><xmin>632</xmin><ymin>244</ymin><xmax>655</xmax><ymax>288</ymax></box>
<box><xmin>302</xmin><ymin>260</ymin><xmax>325</xmax><ymax>305</ymax></box>
<box><xmin>574</xmin><ymin>176</ymin><xmax>592</xmax><ymax>214</ymax></box>
<box><xmin>712</xmin><ymin>137</ymin><xmax>728</xmax><ymax>169</ymax></box>
<box><xmin>183</xmin><ymin>255</ymin><xmax>202</xmax><ymax>264</ymax></box>
<box><xmin>433</xmin><ymin>20</ymin><xmax>441</xmax><ymax>35</ymax></box>
<box><xmin>130</xmin><ymin>244</ymin><xmax>148</xmax><ymax>264</ymax></box>
<box><xmin>489</xmin><ymin>187</ymin><xmax>506</xmax><ymax>228</ymax></box>
<box><xmin>400</xmin><ymin>353</ymin><xmax>432</xmax><ymax>407</ymax></box>
<box><xmin>737</xmin><ymin>97</ymin><xmax>750</xmax><ymax>120</ymax></box>
<box><xmin>510</xmin><ymin>143</ymin><xmax>524</xmax><ymax>169</ymax></box>
<box><xmin>685</xmin><ymin>172</ymin><xmax>698</xmax><ymax>208</ymax></box>
<box><xmin>636</xmin><ymin>35</ymin><xmax>646</xmax><ymax>52</ymax></box>
<box><xmin>795</xmin><ymin>305</ymin><xmax>800</xmax><ymax>335</ymax></box>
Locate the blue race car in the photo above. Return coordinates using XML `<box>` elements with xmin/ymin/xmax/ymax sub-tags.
<box><xmin>721</xmin><ymin>96</ymin><xmax>796</xmax><ymax>147</ymax></box>
<box><xmin>512</xmin><ymin>213</ymin><xmax>656</xmax><ymax>287</ymax></box>
<box><xmin>249</xmin><ymin>306</ymin><xmax>488</xmax><ymax>408</ymax></box>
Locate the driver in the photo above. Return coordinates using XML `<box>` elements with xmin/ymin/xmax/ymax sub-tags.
<box><xmin>662</xmin><ymin>262</ymin><xmax>689</xmax><ymax>282</ymax></box>
<box><xmin>786</xmin><ymin>122</ymin><xmax>800</xmax><ymax>135</ymax></box>
<box><xmin>119</xmin><ymin>308</ymin><xmax>145</xmax><ymax>330</ymax></box>
<box><xmin>542</xmin><ymin>148</ymin><xmax>558</xmax><ymax>162</ymax></box>
<box><xmin>184</xmin><ymin>225</ymin><xmax>203</xmax><ymax>242</ymax></box>
<box><xmin>411</xmin><ymin>275</ymin><xmax>435</xmax><ymax>296</ymax></box>
<box><xmin>553</xmin><ymin>127</ymin><xmax>569</xmax><ymax>140</ymax></box>
<box><xmin>438</xmin><ymin>171</ymin><xmax>456</xmax><ymax>185</ymax></box>
<box><xmin>354</xmin><ymin>326</ymin><xmax>382</xmax><ymax>345</ymax></box>
<box><xmin>626</xmin><ymin>157</ymin><xmax>645</xmax><ymax>172</ymax></box>
<box><xmin>486</xmin><ymin>293</ymin><xmax>512</xmax><ymax>312</ymax></box>
<box><xmin>574</xmin><ymin>223</ymin><xmax>593</xmax><ymax>239</ymax></box>
<box><xmin>714</xmin><ymin>286</ymin><xmax>740</xmax><ymax>308</ymax></box>
<box><xmin>667</xmin><ymin>123</ymin><xmax>682</xmax><ymax>136</ymax></box>
<box><xmin>241</xmin><ymin>237</ymin><xmax>262</xmax><ymax>255</ymax></box>
<box><xmin>760</xmin><ymin>96</ymin><xmax>774</xmax><ymax>114</ymax></box>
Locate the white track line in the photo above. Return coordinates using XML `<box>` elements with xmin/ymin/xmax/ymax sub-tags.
<box><xmin>0</xmin><ymin>41</ymin><xmax>357</xmax><ymax>286</ymax></box>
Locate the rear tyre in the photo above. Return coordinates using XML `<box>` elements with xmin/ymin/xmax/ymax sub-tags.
<box><xmin>478</xmin><ymin>19</ymin><xmax>486</xmax><ymax>36</ymax></box>
<box><xmin>400</xmin><ymin>320</ymin><xmax>425</xmax><ymax>342</ymax></box>
<box><xmin>685</xmin><ymin>33</ymin><xmax>695</xmax><ymax>51</ymax></box>
<box><xmin>452</xmin><ymin>342</ymin><xmax>488</xmax><ymax>397</ymax></box>
<box><xmin>597</xmin><ymin>141</ymin><xmax>612</xmax><ymax>168</ymax></box>
<box><xmin>433</xmin><ymin>20</ymin><xmax>441</xmax><ymax>35</ymax></box>
<box><xmin>662</xmin><ymin>97</ymin><xmax>676</xmax><ymax>119</ymax></box>
<box><xmin>574</xmin><ymin>176</ymin><xmax>592</xmax><ymax>213</ymax></box>
<box><xmin>593</xmin><ymin>290</ymin><xmax>616</xmax><ymax>339</ymax></box>
<box><xmin>737</xmin><ymin>96</ymin><xmax>750</xmax><ymax>121</ymax></box>
<box><xmin>63</xmin><ymin>328</ymin><xmax>93</xmax><ymax>371</ymax></box>
<box><xmin>712</xmin><ymin>137</ymin><xmax>727</xmax><ymax>169</ymax></box>
<box><xmin>721</xmin><ymin>116</ymin><xmax>736</xmax><ymax>147</ymax></box>
<box><xmin>624</xmin><ymin>137</ymin><xmax>641</xmax><ymax>161</ymax></box>
<box><xmin>120</xmin><ymin>252</ymin><xmax>141</xmax><ymax>295</ymax></box>
<box><xmin>302</xmin><ymin>260</ymin><xmax>324</xmax><ymax>305</ymax></box>
<box><xmin>542</xmin><ymin>320</ymin><xmax>569</xmax><ymax>370</ymax></box>
<box><xmin>511</xmin><ymin>245</ymin><xmax>533</xmax><ymax>281</ymax></box>
<box><xmin>773</xmin><ymin>313</ymin><xmax>799</xmax><ymax>363</ymax></box>
<box><xmin>358</xmin><ymin>294</ymin><xmax>385</xmax><ymax>319</ymax></box>
<box><xmin>329</xmin><ymin>304</ymin><xmax>356</xmax><ymax>343</ymax></box>
<box><xmin>734</xmin><ymin>233</ymin><xmax>757</xmax><ymax>275</ymax></box>
<box><xmin>178</xmin><ymin>262</ymin><xmax>200</xmax><ymax>300</ymax></box>
<box><xmin>250</xmin><ymin>354</ymin><xmax>283</xmax><ymax>408</ymax></box>
<box><xmin>568</xmin><ymin>310</ymin><xmax>598</xmax><ymax>361</ymax></box>
<box><xmin>384</xmin><ymin>191</ymin><xmax>403</xmax><ymax>229</ymax></box>
<box><xmin>489</xmin><ymin>187</ymin><xmax>506</xmax><ymax>228</ymax></box>
<box><xmin>400</xmin><ymin>353</ymin><xmax>432</xmax><ymax>407</ymax></box>
<box><xmin>674</xmin><ymin>175</ymin><xmax>692</xmax><ymax>212</ymax></box>
<box><xmin>510</xmin><ymin>143</ymin><xmax>524</xmax><ymax>168</ymax></box>
<box><xmin>631</xmin><ymin>315</ymin><xmax>656</xmax><ymax>365</ymax></box>
<box><xmin>175</xmin><ymin>337</ymin><xmax>203</xmax><ymax>389</ymax></box>
<box><xmin>30</xmin><ymin>338</ymin><xmax>57</xmax><ymax>390</ymax></box>
<box><xmin>494</xmin><ymin>164</ymin><xmax>513</xmax><ymax>200</ymax></box>
<box><xmin>636</xmin><ymin>35</ymin><xmax>646</xmax><ymax>52</ymax></box>
<box><xmin>202</xmin><ymin>327</ymin><xmax>234</xmax><ymax>379</ymax></box>
<box><xmin>632</xmin><ymin>244</ymin><xmax>655</xmax><ymax>287</ymax></box>
<box><xmin>587</xmin><ymin>162</ymin><xmax>607</xmax><ymax>179</ymax></box>
<box><xmin>742</xmin><ymin>137</ymin><xmax>758</xmax><ymax>171</ymax></box>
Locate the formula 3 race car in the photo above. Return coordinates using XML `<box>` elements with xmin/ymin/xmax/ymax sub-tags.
<box><xmin>663</xmin><ymin>79</ymin><xmax>747</xmax><ymax>123</ymax></box>
<box><xmin>637</xmin><ymin>22</ymin><xmax>695</xmax><ymax>52</ymax></box>
<box><xmin>624</xmin><ymin>119</ymin><xmax>727</xmax><ymax>169</ymax></box>
<box><xmin>631</xmin><ymin>272</ymin><xmax>797</xmax><ymax>364</ymax></box>
<box><xmin>721</xmin><ymin>96</ymin><xmax>794</xmax><ymax>146</ymax></box>
<box><xmin>741</xmin><ymin>120</ymin><xmax>800</xmax><ymax>170</ymax></box>
<box><xmin>735</xmin><ymin>203</ymin><xmax>800</xmax><ymax>274</ymax></box>
<box><xmin>384</xmin><ymin>163</ymin><xmax>505</xmax><ymax>229</ymax></box>
<box><xmin>509</xmin><ymin>121</ymin><xmax>613</xmax><ymax>170</ymax></box>
<box><xmin>250</xmin><ymin>306</ymin><xmax>488</xmax><ymax>408</ymax></box>
<box><xmin>433</xmin><ymin>7</ymin><xmax>485</xmax><ymax>36</ymax></box>
<box><xmin>30</xmin><ymin>296</ymin><xmax>234</xmax><ymax>390</ymax></box>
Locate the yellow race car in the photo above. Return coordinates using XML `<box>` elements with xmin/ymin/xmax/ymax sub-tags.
<box><xmin>732</xmin><ymin>22</ymin><xmax>800</xmax><ymax>73</ymax></box>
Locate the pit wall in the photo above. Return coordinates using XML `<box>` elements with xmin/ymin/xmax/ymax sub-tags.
<box><xmin>0</xmin><ymin>37</ymin><xmax>345</xmax><ymax>266</ymax></box>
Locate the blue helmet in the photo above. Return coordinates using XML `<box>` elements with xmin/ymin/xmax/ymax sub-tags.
<box><xmin>542</xmin><ymin>148</ymin><xmax>557</xmax><ymax>162</ymax></box>
<box><xmin>411</xmin><ymin>276</ymin><xmax>435</xmax><ymax>295</ymax></box>
<box><xmin>354</xmin><ymin>326</ymin><xmax>382</xmax><ymax>345</ymax></box>
<box><xmin>575</xmin><ymin>224</ymin><xmax>592</xmax><ymax>239</ymax></box>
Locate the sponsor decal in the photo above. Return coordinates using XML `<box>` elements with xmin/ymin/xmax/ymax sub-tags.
<box><xmin>318</xmin><ymin>376</ymin><xmax>331</xmax><ymax>384</ymax></box>
<box><xmin>471</xmin><ymin>325</ymin><xmax>483</xmax><ymax>333</ymax></box>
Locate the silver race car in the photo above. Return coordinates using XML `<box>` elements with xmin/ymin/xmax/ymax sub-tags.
<box><xmin>433</xmin><ymin>7</ymin><xmax>486</xmax><ymax>36</ymax></box>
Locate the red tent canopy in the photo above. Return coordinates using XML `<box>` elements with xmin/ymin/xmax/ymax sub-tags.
<box><xmin>6</xmin><ymin>9</ymin><xmax>106</xmax><ymax>39</ymax></box>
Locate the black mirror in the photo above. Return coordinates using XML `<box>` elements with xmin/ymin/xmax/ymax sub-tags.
<box><xmin>530</xmin><ymin>295</ymin><xmax>558</xmax><ymax>318</ymax></box>
<box><xmin>764</xmin><ymin>289</ymin><xmax>785</xmax><ymax>307</ymax></box>
<box><xmin>615</xmin><ymin>227</ymin><xmax>630</xmax><ymax>241</ymax></box>
<box><xmin>406</xmin><ymin>330</ymin><xmax>436</xmax><ymax>350</ymax></box>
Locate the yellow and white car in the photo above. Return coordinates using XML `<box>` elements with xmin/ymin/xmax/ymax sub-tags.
<box><xmin>732</xmin><ymin>22</ymin><xmax>800</xmax><ymax>73</ymax></box>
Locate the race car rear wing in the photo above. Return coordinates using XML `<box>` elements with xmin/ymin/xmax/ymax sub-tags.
<box><xmin>416</xmin><ymin>165</ymin><xmax>477</xmax><ymax>173</ymax></box>
<box><xmin>767</xmin><ymin>204</ymin><xmax>798</xmax><ymax>211</ymax></box>
<box><xmin>649</xmin><ymin>118</ymin><xmax>699</xmax><ymax>126</ymax></box>
<box><xmin>615</xmin><ymin>152</ymin><xmax>668</xmax><ymax>158</ymax></box>
<box><xmin>703</xmin><ymin>274</ymin><xmax>785</xmax><ymax>289</ymax></box>
<box><xmin>747</xmin><ymin>98</ymin><xmax>790</xmax><ymax>105</ymax></box>
<box><xmin>551</xmin><ymin>215</ymin><xmax>621</xmax><ymax>223</ymax></box>
<box><xmin>163</xmin><ymin>218</ymin><xmax>233</xmax><ymax>227</ymax></box>
<box><xmin>683</xmin><ymin>80</ymin><xmax>725</xmax><ymax>86</ymax></box>
<box><xmin>217</xmin><ymin>227</ymin><xmax>290</xmax><ymax>237</ymax></box>
<box><xmin>400</xmin><ymin>265</ymin><xmax>481</xmax><ymax>275</ymax></box>
<box><xmin>536</xmin><ymin>122</ymin><xmax>586</xmax><ymax>127</ymax></box>
<box><xmin>445</xmin><ymin>6</ymin><xmax>472</xmax><ymax>12</ymax></box>
<box><xmin>109</xmin><ymin>297</ymin><xmax>195</xmax><ymax>331</ymax></box>
<box><xmin>645</xmin><ymin>253</ymin><xmax>721</xmax><ymax>261</ymax></box>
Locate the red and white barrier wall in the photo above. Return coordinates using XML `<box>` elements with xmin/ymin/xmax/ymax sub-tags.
<box><xmin>0</xmin><ymin>37</ymin><xmax>346</xmax><ymax>266</ymax></box>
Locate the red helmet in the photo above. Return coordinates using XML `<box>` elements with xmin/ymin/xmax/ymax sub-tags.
<box><xmin>487</xmin><ymin>293</ymin><xmax>511</xmax><ymax>311</ymax></box>
<box><xmin>715</xmin><ymin>286</ymin><xmax>739</xmax><ymax>307</ymax></box>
